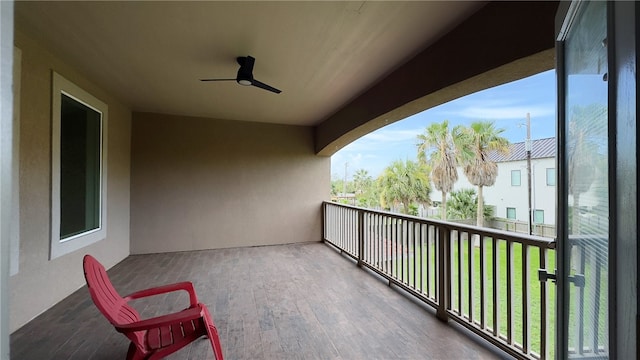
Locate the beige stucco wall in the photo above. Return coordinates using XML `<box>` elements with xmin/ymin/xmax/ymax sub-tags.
<box><xmin>10</xmin><ymin>30</ymin><xmax>131</xmax><ymax>332</ymax></box>
<box><xmin>130</xmin><ymin>113</ymin><xmax>329</xmax><ymax>254</ymax></box>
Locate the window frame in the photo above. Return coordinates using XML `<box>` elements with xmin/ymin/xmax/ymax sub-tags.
<box><xmin>511</xmin><ymin>169</ymin><xmax>521</xmax><ymax>186</ymax></box>
<box><xmin>506</xmin><ymin>207</ymin><xmax>516</xmax><ymax>220</ymax></box>
<box><xmin>50</xmin><ymin>72</ymin><xmax>108</xmax><ymax>260</ymax></box>
<box><xmin>546</xmin><ymin>167</ymin><xmax>556</xmax><ymax>186</ymax></box>
<box><xmin>534</xmin><ymin>209</ymin><xmax>544</xmax><ymax>224</ymax></box>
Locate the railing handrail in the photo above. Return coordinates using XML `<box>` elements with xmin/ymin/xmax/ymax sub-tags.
<box><xmin>323</xmin><ymin>201</ymin><xmax>556</xmax><ymax>248</ymax></box>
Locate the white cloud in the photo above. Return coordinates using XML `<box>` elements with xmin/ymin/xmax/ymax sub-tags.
<box><xmin>442</xmin><ymin>105</ymin><xmax>555</xmax><ymax>121</ymax></box>
<box><xmin>340</xmin><ymin>128</ymin><xmax>423</xmax><ymax>153</ymax></box>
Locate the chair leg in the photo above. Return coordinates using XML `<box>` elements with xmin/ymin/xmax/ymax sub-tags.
<box><xmin>207</xmin><ymin>324</ymin><xmax>224</xmax><ymax>360</ymax></box>
<box><xmin>201</xmin><ymin>305</ymin><xmax>224</xmax><ymax>360</ymax></box>
<box><xmin>126</xmin><ymin>342</ymin><xmax>146</xmax><ymax>360</ymax></box>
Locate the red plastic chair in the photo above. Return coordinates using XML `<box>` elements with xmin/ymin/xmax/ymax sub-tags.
<box><xmin>83</xmin><ymin>255</ymin><xmax>224</xmax><ymax>360</ymax></box>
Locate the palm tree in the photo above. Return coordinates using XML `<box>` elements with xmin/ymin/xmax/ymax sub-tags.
<box><xmin>461</xmin><ymin>121</ymin><xmax>509</xmax><ymax>228</ymax></box>
<box><xmin>378</xmin><ymin>160</ymin><xmax>431</xmax><ymax>214</ymax></box>
<box><xmin>352</xmin><ymin>169</ymin><xmax>380</xmax><ymax>208</ymax></box>
<box><xmin>417</xmin><ymin>120</ymin><xmax>465</xmax><ymax>220</ymax></box>
<box><xmin>352</xmin><ymin>169</ymin><xmax>372</xmax><ymax>195</ymax></box>
<box><xmin>446</xmin><ymin>188</ymin><xmax>493</xmax><ymax>220</ymax></box>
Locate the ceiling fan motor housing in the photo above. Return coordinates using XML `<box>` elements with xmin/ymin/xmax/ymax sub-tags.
<box><xmin>236</xmin><ymin>56</ymin><xmax>254</xmax><ymax>86</ymax></box>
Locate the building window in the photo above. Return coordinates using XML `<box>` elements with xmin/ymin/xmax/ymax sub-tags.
<box><xmin>506</xmin><ymin>207</ymin><xmax>516</xmax><ymax>220</ymax></box>
<box><xmin>546</xmin><ymin>168</ymin><xmax>556</xmax><ymax>186</ymax></box>
<box><xmin>534</xmin><ymin>209</ymin><xmax>544</xmax><ymax>224</ymax></box>
<box><xmin>511</xmin><ymin>170</ymin><xmax>521</xmax><ymax>186</ymax></box>
<box><xmin>50</xmin><ymin>72</ymin><xmax>108</xmax><ymax>259</ymax></box>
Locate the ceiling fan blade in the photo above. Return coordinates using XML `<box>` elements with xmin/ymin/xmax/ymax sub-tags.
<box><xmin>251</xmin><ymin>79</ymin><xmax>282</xmax><ymax>94</ymax></box>
<box><xmin>200</xmin><ymin>78</ymin><xmax>236</xmax><ymax>82</ymax></box>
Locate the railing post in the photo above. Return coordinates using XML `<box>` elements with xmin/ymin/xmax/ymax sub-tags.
<box><xmin>321</xmin><ymin>202</ymin><xmax>326</xmax><ymax>242</ymax></box>
<box><xmin>357</xmin><ymin>209</ymin><xmax>364</xmax><ymax>267</ymax></box>
<box><xmin>436</xmin><ymin>226</ymin><xmax>449</xmax><ymax>322</ymax></box>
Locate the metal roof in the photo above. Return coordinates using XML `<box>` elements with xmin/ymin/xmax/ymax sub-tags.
<box><xmin>487</xmin><ymin>137</ymin><xmax>556</xmax><ymax>162</ymax></box>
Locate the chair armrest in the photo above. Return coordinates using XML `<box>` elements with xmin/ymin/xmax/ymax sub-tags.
<box><xmin>115</xmin><ymin>306</ymin><xmax>204</xmax><ymax>333</ymax></box>
<box><xmin>124</xmin><ymin>281</ymin><xmax>198</xmax><ymax>307</ymax></box>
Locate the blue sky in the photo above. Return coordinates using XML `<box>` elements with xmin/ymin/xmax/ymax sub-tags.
<box><xmin>330</xmin><ymin>70</ymin><xmax>557</xmax><ymax>180</ymax></box>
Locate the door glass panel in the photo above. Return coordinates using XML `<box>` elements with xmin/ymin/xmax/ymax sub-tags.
<box><xmin>563</xmin><ymin>1</ymin><xmax>608</xmax><ymax>358</ymax></box>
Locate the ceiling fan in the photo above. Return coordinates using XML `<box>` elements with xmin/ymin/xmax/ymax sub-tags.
<box><xmin>201</xmin><ymin>56</ymin><xmax>282</xmax><ymax>94</ymax></box>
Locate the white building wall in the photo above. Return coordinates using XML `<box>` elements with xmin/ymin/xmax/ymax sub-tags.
<box><xmin>431</xmin><ymin>157</ymin><xmax>556</xmax><ymax>225</ymax></box>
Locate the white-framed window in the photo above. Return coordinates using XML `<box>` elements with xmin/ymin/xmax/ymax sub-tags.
<box><xmin>50</xmin><ymin>72</ymin><xmax>108</xmax><ymax>259</ymax></box>
<box><xmin>534</xmin><ymin>209</ymin><xmax>544</xmax><ymax>224</ymax></box>
<box><xmin>511</xmin><ymin>170</ymin><xmax>521</xmax><ymax>186</ymax></box>
<box><xmin>506</xmin><ymin>207</ymin><xmax>516</xmax><ymax>219</ymax></box>
<box><xmin>546</xmin><ymin>168</ymin><xmax>556</xmax><ymax>186</ymax></box>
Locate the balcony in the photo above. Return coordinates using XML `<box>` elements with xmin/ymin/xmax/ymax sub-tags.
<box><xmin>13</xmin><ymin>201</ymin><xmax>617</xmax><ymax>360</ymax></box>
<box><xmin>10</xmin><ymin>241</ymin><xmax>502</xmax><ymax>359</ymax></box>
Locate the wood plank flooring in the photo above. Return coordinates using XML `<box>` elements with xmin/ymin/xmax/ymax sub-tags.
<box><xmin>11</xmin><ymin>242</ymin><xmax>507</xmax><ymax>359</ymax></box>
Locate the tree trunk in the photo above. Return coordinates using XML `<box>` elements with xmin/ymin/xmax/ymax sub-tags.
<box><xmin>441</xmin><ymin>191</ymin><xmax>447</xmax><ymax>220</ymax></box>
<box><xmin>477</xmin><ymin>185</ymin><xmax>484</xmax><ymax>228</ymax></box>
<box><xmin>402</xmin><ymin>201</ymin><xmax>409</xmax><ymax>215</ymax></box>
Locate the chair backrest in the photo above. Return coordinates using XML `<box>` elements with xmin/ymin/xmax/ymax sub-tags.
<box><xmin>83</xmin><ymin>255</ymin><xmax>145</xmax><ymax>346</ymax></box>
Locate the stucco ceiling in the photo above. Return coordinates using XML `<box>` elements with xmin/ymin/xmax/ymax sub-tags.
<box><xmin>15</xmin><ymin>1</ymin><xmax>485</xmax><ymax>126</ymax></box>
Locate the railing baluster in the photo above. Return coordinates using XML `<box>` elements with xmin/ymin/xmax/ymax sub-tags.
<box><xmin>364</xmin><ymin>212</ymin><xmax>369</xmax><ymax>265</ymax></box>
<box><xmin>344</xmin><ymin>209</ymin><xmax>348</xmax><ymax>253</ymax></box>
<box><xmin>380</xmin><ymin>215</ymin><xmax>384</xmax><ymax>273</ymax></box>
<box><xmin>353</xmin><ymin>209</ymin><xmax>357</xmax><ymax>255</ymax></box>
<box><xmin>348</xmin><ymin>209</ymin><xmax>352</xmax><ymax>253</ymax></box>
<box><xmin>480</xmin><ymin>233</ymin><xmax>485</xmax><ymax>329</ymax></box>
<box><xmin>393</xmin><ymin>217</ymin><xmax>397</xmax><ymax>279</ymax></box>
<box><xmin>522</xmin><ymin>243</ymin><xmax>530</xmax><ymax>355</ymax></box>
<box><xmin>408</xmin><ymin>221</ymin><xmax>411</xmax><ymax>287</ymax></box>
<box><xmin>412</xmin><ymin>221</ymin><xmax>417</xmax><ymax>290</ymax></box>
<box><xmin>403</xmin><ymin>220</ymin><xmax>407</xmax><ymax>283</ymax></box>
<box><xmin>406</xmin><ymin>221</ymin><xmax>410</xmax><ymax>286</ymax></box>
<box><xmin>397</xmin><ymin>219</ymin><xmax>400</xmax><ymax>281</ymax></box>
<box><xmin>354</xmin><ymin>209</ymin><xmax>358</xmax><ymax>255</ymax></box>
<box><xmin>468</xmin><ymin>230</ymin><xmax>474</xmax><ymax>323</ymax></box>
<box><xmin>492</xmin><ymin>237</ymin><xmax>499</xmax><ymax>337</ymax></box>
<box><xmin>420</xmin><ymin>224</ymin><xmax>424</xmax><ymax>295</ymax></box>
<box><xmin>387</xmin><ymin>215</ymin><xmax>391</xmax><ymax>276</ymax></box>
<box><xmin>342</xmin><ymin>208</ymin><xmax>346</xmax><ymax>250</ymax></box>
<box><xmin>399</xmin><ymin>219</ymin><xmax>404</xmax><ymax>283</ymax></box>
<box><xmin>357</xmin><ymin>210</ymin><xmax>364</xmax><ymax>266</ymax></box>
<box><xmin>341</xmin><ymin>208</ymin><xmax>345</xmax><ymax>250</ymax></box>
<box><xmin>373</xmin><ymin>214</ymin><xmax>380</xmax><ymax>268</ymax></box>
<box><xmin>577</xmin><ymin>243</ymin><xmax>585</xmax><ymax>355</ymax></box>
<box><xmin>436</xmin><ymin>224</ymin><xmax>449</xmax><ymax>322</ymax></box>
<box><xmin>446</xmin><ymin>229</ymin><xmax>452</xmax><ymax>312</ymax></box>
<box><xmin>540</xmin><ymin>246</ymin><xmax>548</xmax><ymax>359</ymax></box>
<box><xmin>426</xmin><ymin>225</ymin><xmax>432</xmax><ymax>298</ymax></box>
<box><xmin>592</xmin><ymin>249</ymin><xmax>601</xmax><ymax>355</ymax></box>
<box><xmin>379</xmin><ymin>215</ymin><xmax>383</xmax><ymax>272</ymax></box>
<box><xmin>457</xmin><ymin>230</ymin><xmax>462</xmax><ymax>316</ymax></box>
<box><xmin>507</xmin><ymin>240</ymin><xmax>514</xmax><ymax>346</ymax></box>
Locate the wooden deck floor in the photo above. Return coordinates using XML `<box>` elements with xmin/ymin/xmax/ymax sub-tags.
<box><xmin>11</xmin><ymin>242</ymin><xmax>506</xmax><ymax>359</ymax></box>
